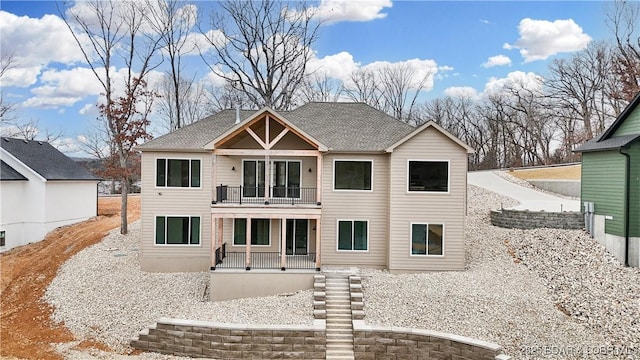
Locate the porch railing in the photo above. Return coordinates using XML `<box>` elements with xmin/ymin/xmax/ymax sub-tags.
<box><xmin>212</xmin><ymin>251</ymin><xmax>317</xmax><ymax>270</ymax></box>
<box><xmin>215</xmin><ymin>185</ymin><xmax>318</xmax><ymax>205</ymax></box>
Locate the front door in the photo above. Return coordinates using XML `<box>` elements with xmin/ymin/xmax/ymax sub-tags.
<box><xmin>286</xmin><ymin>219</ymin><xmax>308</xmax><ymax>255</ymax></box>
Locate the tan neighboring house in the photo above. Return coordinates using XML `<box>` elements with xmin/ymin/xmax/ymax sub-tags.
<box><xmin>137</xmin><ymin>103</ymin><xmax>473</xmax><ymax>300</ymax></box>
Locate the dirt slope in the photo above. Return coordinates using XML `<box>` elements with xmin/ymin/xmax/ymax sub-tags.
<box><xmin>0</xmin><ymin>196</ymin><xmax>140</xmax><ymax>360</ymax></box>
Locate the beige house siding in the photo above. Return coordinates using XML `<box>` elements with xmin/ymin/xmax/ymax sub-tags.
<box><xmin>140</xmin><ymin>151</ymin><xmax>212</xmax><ymax>272</ymax></box>
<box><xmin>320</xmin><ymin>153</ymin><xmax>388</xmax><ymax>267</ymax></box>
<box><xmin>388</xmin><ymin>127</ymin><xmax>468</xmax><ymax>272</ymax></box>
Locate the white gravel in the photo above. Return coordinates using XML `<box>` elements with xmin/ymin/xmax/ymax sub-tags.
<box><xmin>45</xmin><ymin>183</ymin><xmax>640</xmax><ymax>359</ymax></box>
<box><xmin>44</xmin><ymin>220</ymin><xmax>313</xmax><ymax>355</ymax></box>
<box><xmin>362</xmin><ymin>185</ymin><xmax>640</xmax><ymax>359</ymax></box>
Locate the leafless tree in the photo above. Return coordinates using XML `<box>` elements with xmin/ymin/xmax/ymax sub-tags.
<box><xmin>606</xmin><ymin>0</ymin><xmax>640</xmax><ymax>101</ymax></box>
<box><xmin>208</xmin><ymin>82</ymin><xmax>252</xmax><ymax>112</ymax></box>
<box><xmin>61</xmin><ymin>0</ymin><xmax>163</xmax><ymax>234</ymax></box>
<box><xmin>342</xmin><ymin>68</ymin><xmax>381</xmax><ymax>109</ymax></box>
<box><xmin>0</xmin><ymin>53</ymin><xmax>17</xmax><ymax>123</ymax></box>
<box><xmin>378</xmin><ymin>63</ymin><xmax>431</xmax><ymax>123</ymax></box>
<box><xmin>156</xmin><ymin>76</ymin><xmax>212</xmax><ymax>131</ymax></box>
<box><xmin>199</xmin><ymin>0</ymin><xmax>320</xmax><ymax>110</ymax></box>
<box><xmin>545</xmin><ymin>42</ymin><xmax>615</xmax><ymax>141</ymax></box>
<box><xmin>297</xmin><ymin>73</ymin><xmax>343</xmax><ymax>103</ymax></box>
<box><xmin>146</xmin><ymin>0</ymin><xmax>197</xmax><ymax>130</ymax></box>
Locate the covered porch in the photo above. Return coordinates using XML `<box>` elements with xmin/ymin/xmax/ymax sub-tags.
<box><xmin>210</xmin><ymin>208</ymin><xmax>322</xmax><ymax>271</ymax></box>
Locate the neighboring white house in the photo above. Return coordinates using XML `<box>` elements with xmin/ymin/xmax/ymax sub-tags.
<box><xmin>0</xmin><ymin>137</ymin><xmax>101</xmax><ymax>252</ymax></box>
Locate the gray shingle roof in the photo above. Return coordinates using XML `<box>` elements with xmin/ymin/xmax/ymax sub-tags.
<box><xmin>1</xmin><ymin>137</ymin><xmax>101</xmax><ymax>181</ymax></box>
<box><xmin>137</xmin><ymin>103</ymin><xmax>415</xmax><ymax>152</ymax></box>
<box><xmin>573</xmin><ymin>134</ymin><xmax>640</xmax><ymax>153</ymax></box>
<box><xmin>0</xmin><ymin>160</ymin><xmax>27</xmax><ymax>181</ymax></box>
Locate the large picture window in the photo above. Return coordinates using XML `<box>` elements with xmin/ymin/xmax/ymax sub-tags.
<box><xmin>155</xmin><ymin>216</ymin><xmax>200</xmax><ymax>245</ymax></box>
<box><xmin>156</xmin><ymin>159</ymin><xmax>201</xmax><ymax>188</ymax></box>
<box><xmin>234</xmin><ymin>218</ymin><xmax>270</xmax><ymax>246</ymax></box>
<box><xmin>334</xmin><ymin>160</ymin><xmax>372</xmax><ymax>191</ymax></box>
<box><xmin>337</xmin><ymin>220</ymin><xmax>368</xmax><ymax>251</ymax></box>
<box><xmin>411</xmin><ymin>223</ymin><xmax>443</xmax><ymax>256</ymax></box>
<box><xmin>409</xmin><ymin>161</ymin><xmax>448</xmax><ymax>192</ymax></box>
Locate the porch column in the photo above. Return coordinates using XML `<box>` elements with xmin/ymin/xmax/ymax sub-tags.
<box><xmin>217</xmin><ymin>217</ymin><xmax>224</xmax><ymax>252</ymax></box>
<box><xmin>315</xmin><ymin>217</ymin><xmax>321</xmax><ymax>270</ymax></box>
<box><xmin>211</xmin><ymin>215</ymin><xmax>216</xmax><ymax>269</ymax></box>
<box><xmin>316</xmin><ymin>153</ymin><xmax>322</xmax><ymax>204</ymax></box>
<box><xmin>245</xmin><ymin>217</ymin><xmax>252</xmax><ymax>270</ymax></box>
<box><xmin>280</xmin><ymin>218</ymin><xmax>287</xmax><ymax>270</ymax></box>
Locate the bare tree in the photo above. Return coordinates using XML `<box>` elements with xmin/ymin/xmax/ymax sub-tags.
<box><xmin>606</xmin><ymin>0</ymin><xmax>640</xmax><ymax>101</ymax></box>
<box><xmin>378</xmin><ymin>63</ymin><xmax>432</xmax><ymax>123</ymax></box>
<box><xmin>343</xmin><ymin>68</ymin><xmax>381</xmax><ymax>109</ymax></box>
<box><xmin>297</xmin><ymin>73</ymin><xmax>343</xmax><ymax>103</ymax></box>
<box><xmin>61</xmin><ymin>0</ymin><xmax>163</xmax><ymax>234</ymax></box>
<box><xmin>199</xmin><ymin>0</ymin><xmax>320</xmax><ymax>110</ymax></box>
<box><xmin>0</xmin><ymin>53</ymin><xmax>17</xmax><ymax>123</ymax></box>
<box><xmin>156</xmin><ymin>76</ymin><xmax>212</xmax><ymax>131</ymax></box>
<box><xmin>146</xmin><ymin>0</ymin><xmax>197</xmax><ymax>130</ymax></box>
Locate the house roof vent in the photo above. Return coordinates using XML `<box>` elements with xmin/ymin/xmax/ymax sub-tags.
<box><xmin>235</xmin><ymin>106</ymin><xmax>240</xmax><ymax>124</ymax></box>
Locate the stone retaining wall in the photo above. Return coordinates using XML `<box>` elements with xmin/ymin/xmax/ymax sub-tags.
<box><xmin>490</xmin><ymin>209</ymin><xmax>584</xmax><ymax>230</ymax></box>
<box><xmin>131</xmin><ymin>317</ymin><xmax>326</xmax><ymax>359</ymax></box>
<box><xmin>352</xmin><ymin>321</ymin><xmax>510</xmax><ymax>360</ymax></box>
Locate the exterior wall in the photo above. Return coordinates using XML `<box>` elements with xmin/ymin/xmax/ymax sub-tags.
<box><xmin>593</xmin><ymin>214</ymin><xmax>640</xmax><ymax>266</ymax></box>
<box><xmin>627</xmin><ymin>142</ymin><xmax>640</xmax><ymax>237</ymax></box>
<box><xmin>320</xmin><ymin>153</ymin><xmax>389</xmax><ymax>267</ymax></box>
<box><xmin>140</xmin><ymin>151</ymin><xmax>213</xmax><ymax>272</ymax></box>
<box><xmin>581</xmin><ymin>150</ymin><xmax>626</xmax><ymax>237</ymax></box>
<box><xmin>388</xmin><ymin>127</ymin><xmax>468</xmax><ymax>271</ymax></box>
<box><xmin>613</xmin><ymin>106</ymin><xmax>640</xmax><ymax>136</ymax></box>
<box><xmin>210</xmin><ymin>271</ymin><xmax>315</xmax><ymax>300</ymax></box>
<box><xmin>44</xmin><ymin>181</ymin><xmax>97</xmax><ymax>229</ymax></box>
<box><xmin>131</xmin><ymin>318</ymin><xmax>325</xmax><ymax>359</ymax></box>
<box><xmin>0</xmin><ymin>181</ymin><xmax>29</xmax><ymax>250</ymax></box>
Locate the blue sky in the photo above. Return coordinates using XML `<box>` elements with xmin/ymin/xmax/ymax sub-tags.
<box><xmin>0</xmin><ymin>1</ymin><xmax>612</xmax><ymax>156</ymax></box>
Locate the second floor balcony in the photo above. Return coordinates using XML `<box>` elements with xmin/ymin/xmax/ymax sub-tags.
<box><xmin>214</xmin><ymin>185</ymin><xmax>319</xmax><ymax>206</ymax></box>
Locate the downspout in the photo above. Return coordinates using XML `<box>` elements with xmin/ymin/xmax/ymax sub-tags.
<box><xmin>619</xmin><ymin>147</ymin><xmax>631</xmax><ymax>267</ymax></box>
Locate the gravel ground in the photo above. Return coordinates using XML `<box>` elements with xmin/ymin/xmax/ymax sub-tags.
<box><xmin>45</xmin><ymin>183</ymin><xmax>640</xmax><ymax>359</ymax></box>
<box><xmin>363</xmin><ymin>185</ymin><xmax>640</xmax><ymax>359</ymax></box>
<box><xmin>44</xmin><ymin>220</ymin><xmax>313</xmax><ymax>355</ymax></box>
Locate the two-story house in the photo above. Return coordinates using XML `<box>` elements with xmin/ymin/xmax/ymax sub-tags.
<box><xmin>137</xmin><ymin>103</ymin><xmax>473</xmax><ymax>300</ymax></box>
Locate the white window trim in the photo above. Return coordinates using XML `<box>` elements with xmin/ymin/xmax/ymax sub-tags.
<box><xmin>336</xmin><ymin>219</ymin><xmax>369</xmax><ymax>252</ymax></box>
<box><xmin>332</xmin><ymin>159</ymin><xmax>374</xmax><ymax>192</ymax></box>
<box><xmin>232</xmin><ymin>218</ymin><xmax>272</xmax><ymax>247</ymax></box>
<box><xmin>154</xmin><ymin>157</ymin><xmax>203</xmax><ymax>189</ymax></box>
<box><xmin>406</xmin><ymin>159</ymin><xmax>450</xmax><ymax>194</ymax></box>
<box><xmin>409</xmin><ymin>222</ymin><xmax>445</xmax><ymax>257</ymax></box>
<box><xmin>241</xmin><ymin>159</ymin><xmax>303</xmax><ymax>199</ymax></box>
<box><xmin>153</xmin><ymin>215</ymin><xmax>202</xmax><ymax>247</ymax></box>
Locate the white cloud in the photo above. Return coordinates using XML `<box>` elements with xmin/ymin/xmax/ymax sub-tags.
<box><xmin>51</xmin><ymin>137</ymin><xmax>82</xmax><ymax>155</ymax></box>
<box><xmin>360</xmin><ymin>58</ymin><xmax>438</xmax><ymax>91</ymax></box>
<box><xmin>298</xmin><ymin>0</ymin><xmax>392</xmax><ymax>23</ymax></box>
<box><xmin>482</xmin><ymin>71</ymin><xmax>544</xmax><ymax>98</ymax></box>
<box><xmin>0</xmin><ymin>11</ymin><xmax>90</xmax><ymax>87</ymax></box>
<box><xmin>178</xmin><ymin>30</ymin><xmax>226</xmax><ymax>56</ymax></box>
<box><xmin>79</xmin><ymin>103</ymin><xmax>99</xmax><ymax>116</ymax></box>
<box><xmin>438</xmin><ymin>65</ymin><xmax>454</xmax><ymax>72</ymax></box>
<box><xmin>307</xmin><ymin>51</ymin><xmax>359</xmax><ymax>82</ymax></box>
<box><xmin>504</xmin><ymin>18</ymin><xmax>591</xmax><ymax>62</ymax></box>
<box><xmin>22</xmin><ymin>67</ymin><xmax>103</xmax><ymax>109</ymax></box>
<box><xmin>482</xmin><ymin>55</ymin><xmax>512</xmax><ymax>68</ymax></box>
<box><xmin>444</xmin><ymin>86</ymin><xmax>478</xmax><ymax>99</ymax></box>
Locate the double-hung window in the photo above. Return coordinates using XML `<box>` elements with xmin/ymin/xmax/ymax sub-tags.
<box><xmin>411</xmin><ymin>223</ymin><xmax>443</xmax><ymax>255</ymax></box>
<box><xmin>156</xmin><ymin>159</ymin><xmax>201</xmax><ymax>187</ymax></box>
<box><xmin>233</xmin><ymin>218</ymin><xmax>270</xmax><ymax>246</ymax></box>
<box><xmin>155</xmin><ymin>216</ymin><xmax>200</xmax><ymax>245</ymax></box>
<box><xmin>408</xmin><ymin>161</ymin><xmax>448</xmax><ymax>192</ymax></box>
<box><xmin>337</xmin><ymin>220</ymin><xmax>368</xmax><ymax>251</ymax></box>
<box><xmin>334</xmin><ymin>160</ymin><xmax>372</xmax><ymax>191</ymax></box>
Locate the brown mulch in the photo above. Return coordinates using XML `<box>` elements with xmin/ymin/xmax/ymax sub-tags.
<box><xmin>0</xmin><ymin>196</ymin><xmax>140</xmax><ymax>360</ymax></box>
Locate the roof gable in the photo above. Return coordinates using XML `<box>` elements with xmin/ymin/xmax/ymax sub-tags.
<box><xmin>0</xmin><ymin>138</ymin><xmax>100</xmax><ymax>181</ymax></box>
<box><xmin>205</xmin><ymin>107</ymin><xmax>328</xmax><ymax>151</ymax></box>
<box><xmin>0</xmin><ymin>160</ymin><xmax>27</xmax><ymax>181</ymax></box>
<box><xmin>385</xmin><ymin>121</ymin><xmax>475</xmax><ymax>153</ymax></box>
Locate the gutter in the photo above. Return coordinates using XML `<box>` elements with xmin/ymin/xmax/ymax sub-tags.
<box><xmin>619</xmin><ymin>147</ymin><xmax>631</xmax><ymax>267</ymax></box>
